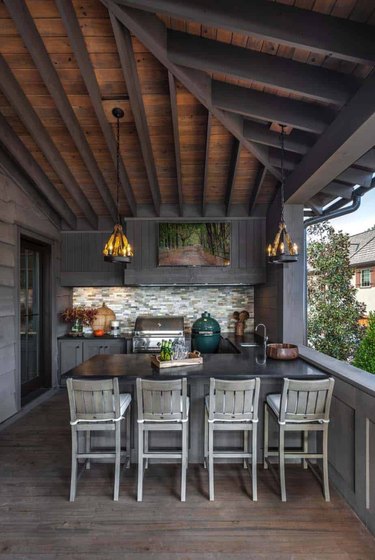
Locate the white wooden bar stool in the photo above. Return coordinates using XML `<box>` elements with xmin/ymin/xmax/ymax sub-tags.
<box><xmin>204</xmin><ymin>377</ymin><xmax>261</xmax><ymax>501</ymax></box>
<box><xmin>136</xmin><ymin>377</ymin><xmax>189</xmax><ymax>502</ymax></box>
<box><xmin>263</xmin><ymin>377</ymin><xmax>335</xmax><ymax>502</ymax></box>
<box><xmin>67</xmin><ymin>377</ymin><xmax>131</xmax><ymax>502</ymax></box>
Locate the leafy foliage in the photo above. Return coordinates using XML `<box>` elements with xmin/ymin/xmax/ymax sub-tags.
<box><xmin>307</xmin><ymin>222</ymin><xmax>365</xmax><ymax>361</ymax></box>
<box><xmin>353</xmin><ymin>312</ymin><xmax>375</xmax><ymax>374</ymax></box>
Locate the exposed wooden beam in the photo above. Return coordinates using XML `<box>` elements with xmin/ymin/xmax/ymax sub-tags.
<box><xmin>284</xmin><ymin>71</ymin><xmax>375</xmax><ymax>204</ymax></box>
<box><xmin>0</xmin><ymin>113</ymin><xmax>76</xmax><ymax>229</ymax></box>
<box><xmin>167</xmin><ymin>30</ymin><xmax>358</xmax><ymax>106</ymax></box>
<box><xmin>109</xmin><ymin>13</ymin><xmax>161</xmax><ymax>215</ymax></box>
<box><xmin>168</xmin><ymin>71</ymin><xmax>183</xmax><ymax>216</ymax></box>
<box><xmin>213</xmin><ymin>81</ymin><xmax>334</xmax><ymax>135</ymax></box>
<box><xmin>0</xmin><ymin>55</ymin><xmax>98</xmax><ymax>229</ymax></box>
<box><xmin>114</xmin><ymin>0</ymin><xmax>375</xmax><ymax>65</ymax></box>
<box><xmin>243</xmin><ymin>121</ymin><xmax>314</xmax><ymax>155</ymax></box>
<box><xmin>269</xmin><ymin>149</ymin><xmax>301</xmax><ymax>171</ymax></box>
<box><xmin>355</xmin><ymin>149</ymin><xmax>375</xmax><ymax>171</ymax></box>
<box><xmin>248</xmin><ymin>164</ymin><xmax>267</xmax><ymax>216</ymax></box>
<box><xmin>337</xmin><ymin>167</ymin><xmax>373</xmax><ymax>188</ymax></box>
<box><xmin>307</xmin><ymin>199</ymin><xmax>324</xmax><ymax>215</ymax></box>
<box><xmin>55</xmin><ymin>0</ymin><xmax>137</xmax><ymax>217</ymax></box>
<box><xmin>202</xmin><ymin>112</ymin><xmax>212</xmax><ymax>217</ymax></box>
<box><xmin>4</xmin><ymin>0</ymin><xmax>117</xmax><ymax>222</ymax></box>
<box><xmin>322</xmin><ymin>182</ymin><xmax>353</xmax><ymax>200</ymax></box>
<box><xmin>225</xmin><ymin>138</ymin><xmax>241</xmax><ymax>216</ymax></box>
<box><xmin>0</xmin><ymin>146</ymin><xmax>61</xmax><ymax>230</ymax></box>
<box><xmin>101</xmin><ymin>1</ymin><xmax>280</xmax><ymax>181</ymax></box>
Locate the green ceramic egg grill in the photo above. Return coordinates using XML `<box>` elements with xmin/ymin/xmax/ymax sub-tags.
<box><xmin>192</xmin><ymin>312</ymin><xmax>221</xmax><ymax>354</ymax></box>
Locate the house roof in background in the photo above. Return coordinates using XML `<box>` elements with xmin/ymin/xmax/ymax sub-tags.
<box><xmin>349</xmin><ymin>230</ymin><xmax>375</xmax><ymax>266</ymax></box>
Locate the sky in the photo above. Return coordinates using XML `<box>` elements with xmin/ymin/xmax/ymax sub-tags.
<box><xmin>328</xmin><ymin>188</ymin><xmax>375</xmax><ymax>236</ymax></box>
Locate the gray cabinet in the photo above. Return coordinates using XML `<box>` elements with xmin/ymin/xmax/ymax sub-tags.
<box><xmin>59</xmin><ymin>340</ymin><xmax>83</xmax><ymax>384</ymax></box>
<box><xmin>83</xmin><ymin>339</ymin><xmax>125</xmax><ymax>361</ymax></box>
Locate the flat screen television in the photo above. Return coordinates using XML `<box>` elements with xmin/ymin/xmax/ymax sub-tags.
<box><xmin>158</xmin><ymin>223</ymin><xmax>231</xmax><ymax>267</ymax></box>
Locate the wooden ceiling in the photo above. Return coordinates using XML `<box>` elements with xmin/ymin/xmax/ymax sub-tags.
<box><xmin>0</xmin><ymin>0</ymin><xmax>374</xmax><ymax>229</ymax></box>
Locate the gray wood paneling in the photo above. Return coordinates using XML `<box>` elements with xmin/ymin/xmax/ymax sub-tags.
<box><xmin>0</xmin><ymin>242</ymin><xmax>15</xmax><ymax>268</ymax></box>
<box><xmin>0</xmin><ymin>316</ymin><xmax>15</xmax><ymax>350</ymax></box>
<box><xmin>330</xmin><ymin>395</ymin><xmax>355</xmax><ymax>491</ymax></box>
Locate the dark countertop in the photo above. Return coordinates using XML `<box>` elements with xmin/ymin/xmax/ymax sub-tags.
<box><xmin>58</xmin><ymin>333</ymin><xmax>133</xmax><ymax>340</ymax></box>
<box><xmin>63</xmin><ymin>334</ymin><xmax>327</xmax><ymax>381</ymax></box>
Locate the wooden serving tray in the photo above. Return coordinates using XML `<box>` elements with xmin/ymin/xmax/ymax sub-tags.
<box><xmin>151</xmin><ymin>351</ymin><xmax>203</xmax><ymax>369</ymax></box>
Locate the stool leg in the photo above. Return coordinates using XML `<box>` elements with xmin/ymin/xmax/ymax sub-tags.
<box><xmin>144</xmin><ymin>430</ymin><xmax>149</xmax><ymax>469</ymax></box>
<box><xmin>303</xmin><ymin>431</ymin><xmax>308</xmax><ymax>470</ymax></box>
<box><xmin>125</xmin><ymin>406</ymin><xmax>131</xmax><ymax>469</ymax></box>
<box><xmin>204</xmin><ymin>407</ymin><xmax>208</xmax><ymax>469</ymax></box>
<box><xmin>70</xmin><ymin>427</ymin><xmax>78</xmax><ymax>502</ymax></box>
<box><xmin>263</xmin><ymin>403</ymin><xmax>269</xmax><ymax>469</ymax></box>
<box><xmin>137</xmin><ymin>424</ymin><xmax>144</xmax><ymax>502</ymax></box>
<box><xmin>208</xmin><ymin>423</ymin><xmax>214</xmax><ymax>501</ymax></box>
<box><xmin>279</xmin><ymin>426</ymin><xmax>286</xmax><ymax>502</ymax></box>
<box><xmin>114</xmin><ymin>422</ymin><xmax>121</xmax><ymax>501</ymax></box>
<box><xmin>252</xmin><ymin>425</ymin><xmax>258</xmax><ymax>501</ymax></box>
<box><xmin>181</xmin><ymin>422</ymin><xmax>188</xmax><ymax>502</ymax></box>
<box><xmin>85</xmin><ymin>430</ymin><xmax>91</xmax><ymax>470</ymax></box>
<box><xmin>322</xmin><ymin>426</ymin><xmax>330</xmax><ymax>502</ymax></box>
<box><xmin>243</xmin><ymin>430</ymin><xmax>248</xmax><ymax>469</ymax></box>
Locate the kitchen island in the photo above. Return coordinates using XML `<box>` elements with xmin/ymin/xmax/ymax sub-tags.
<box><xmin>63</xmin><ymin>336</ymin><xmax>328</xmax><ymax>463</ymax></box>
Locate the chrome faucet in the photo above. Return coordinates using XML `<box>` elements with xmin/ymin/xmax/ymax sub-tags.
<box><xmin>255</xmin><ymin>323</ymin><xmax>268</xmax><ymax>346</ymax></box>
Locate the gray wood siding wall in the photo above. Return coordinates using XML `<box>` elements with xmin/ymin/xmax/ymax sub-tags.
<box><xmin>0</xmin><ymin>173</ymin><xmax>69</xmax><ymax>423</ymax></box>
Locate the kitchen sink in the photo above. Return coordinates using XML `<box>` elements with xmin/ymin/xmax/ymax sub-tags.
<box><xmin>204</xmin><ymin>337</ymin><xmax>241</xmax><ymax>354</ymax></box>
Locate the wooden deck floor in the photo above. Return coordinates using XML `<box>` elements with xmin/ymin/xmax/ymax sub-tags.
<box><xmin>0</xmin><ymin>391</ymin><xmax>374</xmax><ymax>560</ymax></box>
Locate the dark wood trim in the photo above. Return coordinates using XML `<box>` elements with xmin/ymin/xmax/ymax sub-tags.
<box><xmin>167</xmin><ymin>30</ymin><xmax>358</xmax><ymax>106</ymax></box>
<box><xmin>167</xmin><ymin>72</ymin><xmax>183</xmax><ymax>216</ymax></box>
<box><xmin>114</xmin><ymin>0</ymin><xmax>375</xmax><ymax>65</ymax></box>
<box><xmin>0</xmin><ymin>54</ymin><xmax>97</xmax><ymax>229</ymax></box>
<box><xmin>243</xmin><ymin>121</ymin><xmax>314</xmax><ymax>155</ymax></box>
<box><xmin>4</xmin><ymin>0</ymin><xmax>113</xmax><ymax>224</ymax></box>
<box><xmin>0</xmin><ymin>114</ymin><xmax>76</xmax><ymax>230</ymax></box>
<box><xmin>56</xmin><ymin>0</ymin><xmax>136</xmax><ymax>217</ymax></box>
<box><xmin>248</xmin><ymin>165</ymin><xmax>267</xmax><ymax>216</ymax></box>
<box><xmin>225</xmin><ymin>138</ymin><xmax>241</xmax><ymax>216</ymax></box>
<box><xmin>213</xmin><ymin>81</ymin><xmax>334</xmax><ymax>135</ymax></box>
<box><xmin>202</xmin><ymin>112</ymin><xmax>212</xmax><ymax>217</ymax></box>
<box><xmin>110</xmin><ymin>13</ymin><xmax>161</xmax><ymax>215</ymax></box>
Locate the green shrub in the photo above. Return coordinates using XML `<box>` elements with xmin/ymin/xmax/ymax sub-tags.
<box><xmin>353</xmin><ymin>312</ymin><xmax>375</xmax><ymax>374</ymax></box>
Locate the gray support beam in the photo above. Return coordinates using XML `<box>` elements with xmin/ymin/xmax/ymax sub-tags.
<box><xmin>168</xmin><ymin>72</ymin><xmax>183</xmax><ymax>216</ymax></box>
<box><xmin>213</xmin><ymin>81</ymin><xmax>334</xmax><ymax>135</ymax></box>
<box><xmin>355</xmin><ymin>149</ymin><xmax>375</xmax><ymax>171</ymax></box>
<box><xmin>243</xmin><ymin>121</ymin><xmax>315</xmax><ymax>155</ymax></box>
<box><xmin>322</xmin><ymin>182</ymin><xmax>353</xmax><ymax>200</ymax></box>
<box><xmin>269</xmin><ymin>149</ymin><xmax>301</xmax><ymax>171</ymax></box>
<box><xmin>284</xmin><ymin>71</ymin><xmax>375</xmax><ymax>203</ymax></box>
<box><xmin>0</xmin><ymin>113</ymin><xmax>76</xmax><ymax>229</ymax></box>
<box><xmin>0</xmin><ymin>55</ymin><xmax>98</xmax><ymax>229</ymax></box>
<box><xmin>0</xmin><ymin>146</ymin><xmax>61</xmax><ymax>230</ymax></box>
<box><xmin>110</xmin><ymin>13</ymin><xmax>161</xmax><ymax>215</ymax></box>
<box><xmin>5</xmin><ymin>0</ymin><xmax>116</xmax><ymax>222</ymax></box>
<box><xmin>248</xmin><ymin>164</ymin><xmax>267</xmax><ymax>216</ymax></box>
<box><xmin>56</xmin><ymin>0</ymin><xmax>137</xmax><ymax>216</ymax></box>
<box><xmin>167</xmin><ymin>30</ymin><xmax>358</xmax><ymax>106</ymax></box>
<box><xmin>337</xmin><ymin>167</ymin><xmax>373</xmax><ymax>188</ymax></box>
<box><xmin>225</xmin><ymin>138</ymin><xmax>241</xmax><ymax>216</ymax></box>
<box><xmin>101</xmin><ymin>1</ymin><xmax>280</xmax><ymax>182</ymax></box>
<box><xmin>115</xmin><ymin>0</ymin><xmax>375</xmax><ymax>65</ymax></box>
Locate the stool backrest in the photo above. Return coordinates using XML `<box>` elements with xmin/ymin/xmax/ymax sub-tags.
<box><xmin>279</xmin><ymin>378</ymin><xmax>335</xmax><ymax>424</ymax></box>
<box><xmin>67</xmin><ymin>378</ymin><xmax>120</xmax><ymax>422</ymax></box>
<box><xmin>136</xmin><ymin>378</ymin><xmax>188</xmax><ymax>422</ymax></box>
<box><xmin>208</xmin><ymin>377</ymin><xmax>260</xmax><ymax>422</ymax></box>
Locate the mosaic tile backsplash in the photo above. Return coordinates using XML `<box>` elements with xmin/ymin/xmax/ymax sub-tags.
<box><xmin>73</xmin><ymin>287</ymin><xmax>254</xmax><ymax>333</ymax></box>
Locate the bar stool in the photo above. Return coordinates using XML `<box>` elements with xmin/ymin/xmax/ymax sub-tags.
<box><xmin>136</xmin><ymin>378</ymin><xmax>189</xmax><ymax>502</ymax></box>
<box><xmin>263</xmin><ymin>377</ymin><xmax>335</xmax><ymax>502</ymax></box>
<box><xmin>204</xmin><ymin>377</ymin><xmax>261</xmax><ymax>501</ymax></box>
<box><xmin>67</xmin><ymin>377</ymin><xmax>131</xmax><ymax>502</ymax></box>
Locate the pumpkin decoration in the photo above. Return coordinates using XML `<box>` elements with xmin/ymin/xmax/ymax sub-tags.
<box><xmin>91</xmin><ymin>303</ymin><xmax>116</xmax><ymax>333</ymax></box>
<box><xmin>93</xmin><ymin>329</ymin><xmax>105</xmax><ymax>337</ymax></box>
<box><xmin>233</xmin><ymin>310</ymin><xmax>250</xmax><ymax>336</ymax></box>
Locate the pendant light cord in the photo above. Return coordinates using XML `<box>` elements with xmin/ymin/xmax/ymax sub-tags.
<box><xmin>280</xmin><ymin>125</ymin><xmax>286</xmax><ymax>223</ymax></box>
<box><xmin>116</xmin><ymin>115</ymin><xmax>121</xmax><ymax>224</ymax></box>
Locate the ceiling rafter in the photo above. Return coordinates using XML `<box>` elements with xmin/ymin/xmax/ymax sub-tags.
<box><xmin>243</xmin><ymin>121</ymin><xmax>314</xmax><ymax>156</ymax></box>
<box><xmin>113</xmin><ymin>0</ymin><xmax>375</xmax><ymax>65</ymax></box>
<box><xmin>55</xmin><ymin>0</ymin><xmax>137</xmax><ymax>217</ymax></box>
<box><xmin>322</xmin><ymin>182</ymin><xmax>353</xmax><ymax>201</ymax></box>
<box><xmin>202</xmin><ymin>112</ymin><xmax>212</xmax><ymax>217</ymax></box>
<box><xmin>0</xmin><ymin>55</ymin><xmax>98</xmax><ymax>229</ymax></box>
<box><xmin>225</xmin><ymin>138</ymin><xmax>241</xmax><ymax>216</ymax></box>
<box><xmin>109</xmin><ymin>13</ymin><xmax>161</xmax><ymax>216</ymax></box>
<box><xmin>0</xmin><ymin>112</ymin><xmax>76</xmax><ymax>230</ymax></box>
<box><xmin>248</xmin><ymin>164</ymin><xmax>267</xmax><ymax>216</ymax></box>
<box><xmin>168</xmin><ymin>72</ymin><xmax>184</xmax><ymax>216</ymax></box>
<box><xmin>167</xmin><ymin>30</ymin><xmax>359</xmax><ymax>106</ymax></box>
<box><xmin>4</xmin><ymin>0</ymin><xmax>118</xmax><ymax>222</ymax></box>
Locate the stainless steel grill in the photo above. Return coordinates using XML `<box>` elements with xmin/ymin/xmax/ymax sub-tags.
<box><xmin>132</xmin><ymin>315</ymin><xmax>185</xmax><ymax>353</ymax></box>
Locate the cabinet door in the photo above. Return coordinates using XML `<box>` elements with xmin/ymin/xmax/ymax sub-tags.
<box><xmin>83</xmin><ymin>340</ymin><xmax>106</xmax><ymax>361</ymax></box>
<box><xmin>102</xmin><ymin>340</ymin><xmax>126</xmax><ymax>355</ymax></box>
<box><xmin>60</xmin><ymin>341</ymin><xmax>83</xmax><ymax>375</ymax></box>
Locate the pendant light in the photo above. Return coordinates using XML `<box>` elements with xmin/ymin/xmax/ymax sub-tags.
<box><xmin>267</xmin><ymin>125</ymin><xmax>299</xmax><ymax>264</ymax></box>
<box><xmin>103</xmin><ymin>108</ymin><xmax>133</xmax><ymax>264</ymax></box>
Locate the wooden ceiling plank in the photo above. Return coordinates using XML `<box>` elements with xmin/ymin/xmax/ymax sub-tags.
<box><xmin>114</xmin><ymin>0</ymin><xmax>375</xmax><ymax>65</ymax></box>
<box><xmin>55</xmin><ymin>0</ymin><xmax>137</xmax><ymax>217</ymax></box>
<box><xmin>4</xmin><ymin>0</ymin><xmax>115</xmax><ymax>222</ymax></box>
<box><xmin>202</xmin><ymin>112</ymin><xmax>212</xmax><ymax>216</ymax></box>
<box><xmin>0</xmin><ymin>112</ymin><xmax>76</xmax><ymax>229</ymax></box>
<box><xmin>167</xmin><ymin>30</ymin><xmax>359</xmax><ymax>106</ymax></box>
<box><xmin>225</xmin><ymin>138</ymin><xmax>241</xmax><ymax>215</ymax></box>
<box><xmin>243</xmin><ymin>120</ymin><xmax>315</xmax><ymax>155</ymax></box>
<box><xmin>248</xmin><ymin>164</ymin><xmax>267</xmax><ymax>215</ymax></box>
<box><xmin>213</xmin><ymin>81</ymin><xmax>334</xmax><ymax>135</ymax></box>
<box><xmin>109</xmin><ymin>13</ymin><xmax>161</xmax><ymax>215</ymax></box>
<box><xmin>284</xmin><ymin>70</ymin><xmax>375</xmax><ymax>203</ymax></box>
<box><xmin>101</xmin><ymin>1</ymin><xmax>281</xmax><ymax>188</ymax></box>
<box><xmin>0</xmin><ymin>146</ymin><xmax>61</xmax><ymax>229</ymax></box>
<box><xmin>168</xmin><ymin>71</ymin><xmax>183</xmax><ymax>215</ymax></box>
<box><xmin>0</xmin><ymin>54</ymin><xmax>97</xmax><ymax>229</ymax></box>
